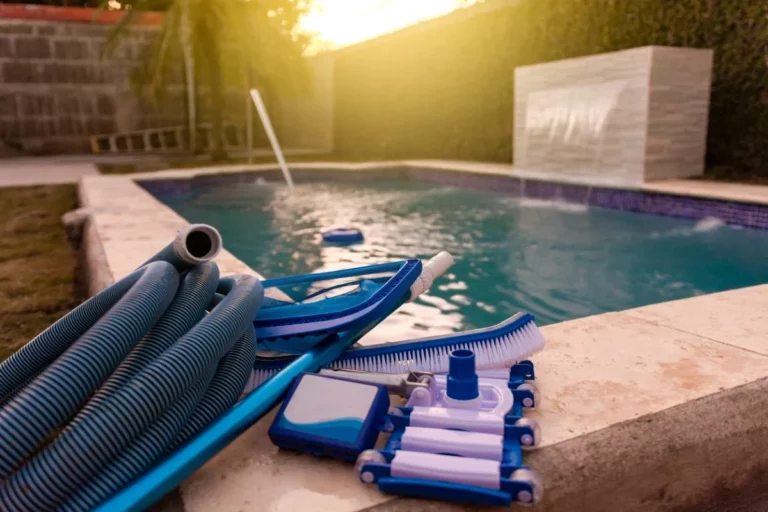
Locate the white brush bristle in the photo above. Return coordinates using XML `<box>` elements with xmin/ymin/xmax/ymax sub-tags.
<box><xmin>330</xmin><ymin>320</ymin><xmax>545</xmax><ymax>374</ymax></box>
<box><xmin>245</xmin><ymin>320</ymin><xmax>546</xmax><ymax>391</ymax></box>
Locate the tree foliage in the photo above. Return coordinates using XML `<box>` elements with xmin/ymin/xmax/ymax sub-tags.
<box><xmin>107</xmin><ymin>0</ymin><xmax>310</xmax><ymax>157</ymax></box>
<box><xmin>334</xmin><ymin>0</ymin><xmax>768</xmax><ymax>177</ymax></box>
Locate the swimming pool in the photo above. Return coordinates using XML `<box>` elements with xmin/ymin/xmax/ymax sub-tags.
<box><xmin>156</xmin><ymin>178</ymin><xmax>768</xmax><ymax>341</ymax></box>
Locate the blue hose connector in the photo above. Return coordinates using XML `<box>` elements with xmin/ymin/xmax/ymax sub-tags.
<box><xmin>446</xmin><ymin>349</ymin><xmax>479</xmax><ymax>401</ymax></box>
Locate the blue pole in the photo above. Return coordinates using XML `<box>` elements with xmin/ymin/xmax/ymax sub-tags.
<box><xmin>95</xmin><ymin>335</ymin><xmax>354</xmax><ymax>512</ymax></box>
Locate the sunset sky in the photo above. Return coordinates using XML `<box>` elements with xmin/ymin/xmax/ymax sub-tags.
<box><xmin>299</xmin><ymin>0</ymin><xmax>480</xmax><ymax>53</ymax></box>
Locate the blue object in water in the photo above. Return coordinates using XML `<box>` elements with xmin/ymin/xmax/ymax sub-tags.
<box><xmin>323</xmin><ymin>227</ymin><xmax>364</xmax><ymax>244</ymax></box>
<box><xmin>269</xmin><ymin>373</ymin><xmax>390</xmax><ymax>461</ymax></box>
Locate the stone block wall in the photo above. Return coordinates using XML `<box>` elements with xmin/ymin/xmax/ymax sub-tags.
<box><xmin>0</xmin><ymin>15</ymin><xmax>187</xmax><ymax>154</ymax></box>
<box><xmin>0</xmin><ymin>5</ymin><xmax>334</xmax><ymax>156</ymax></box>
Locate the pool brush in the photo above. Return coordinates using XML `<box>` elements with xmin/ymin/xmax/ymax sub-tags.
<box><xmin>248</xmin><ymin>312</ymin><xmax>546</xmax><ymax>390</ymax></box>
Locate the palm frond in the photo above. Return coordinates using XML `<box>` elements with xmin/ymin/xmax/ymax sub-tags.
<box><xmin>107</xmin><ymin>0</ymin><xmax>312</xmax><ymax>155</ymax></box>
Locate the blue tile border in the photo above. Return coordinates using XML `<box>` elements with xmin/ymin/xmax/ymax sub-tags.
<box><xmin>406</xmin><ymin>168</ymin><xmax>768</xmax><ymax>230</ymax></box>
<box><xmin>138</xmin><ymin>168</ymin><xmax>409</xmax><ymax>197</ymax></box>
<box><xmin>137</xmin><ymin>166</ymin><xmax>768</xmax><ymax>230</ymax></box>
<box><xmin>139</xmin><ymin>178</ymin><xmax>192</xmax><ymax>197</ymax></box>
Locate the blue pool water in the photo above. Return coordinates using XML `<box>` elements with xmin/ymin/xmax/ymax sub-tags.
<box><xmin>157</xmin><ymin>179</ymin><xmax>768</xmax><ymax>341</ymax></box>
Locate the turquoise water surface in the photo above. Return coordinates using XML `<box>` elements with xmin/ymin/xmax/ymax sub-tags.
<box><xmin>157</xmin><ymin>179</ymin><xmax>768</xmax><ymax>342</ymax></box>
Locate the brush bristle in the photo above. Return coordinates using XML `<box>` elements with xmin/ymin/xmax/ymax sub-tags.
<box><xmin>245</xmin><ymin>319</ymin><xmax>546</xmax><ymax>392</ymax></box>
<box><xmin>329</xmin><ymin>321</ymin><xmax>545</xmax><ymax>373</ymax></box>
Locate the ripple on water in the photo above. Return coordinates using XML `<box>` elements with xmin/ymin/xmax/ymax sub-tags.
<box><xmin>159</xmin><ymin>179</ymin><xmax>768</xmax><ymax>334</ymax></box>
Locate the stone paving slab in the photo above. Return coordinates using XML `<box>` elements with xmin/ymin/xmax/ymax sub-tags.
<box><xmin>368</xmin><ymin>375</ymin><xmax>768</xmax><ymax>512</ymax></box>
<box><xmin>625</xmin><ymin>284</ymin><xmax>768</xmax><ymax>356</ymax></box>
<box><xmin>0</xmin><ymin>156</ymin><xmax>97</xmax><ymax>186</ymax></box>
<box><xmin>643</xmin><ymin>179</ymin><xmax>768</xmax><ymax>206</ymax></box>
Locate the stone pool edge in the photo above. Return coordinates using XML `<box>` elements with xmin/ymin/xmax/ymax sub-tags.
<box><xmin>78</xmin><ymin>173</ymin><xmax>272</xmax><ymax>286</ymax></box>
<box><xmin>78</xmin><ymin>166</ymin><xmax>768</xmax><ymax>512</ymax></box>
<box><xmin>133</xmin><ymin>160</ymin><xmax>768</xmax><ymax>230</ymax></box>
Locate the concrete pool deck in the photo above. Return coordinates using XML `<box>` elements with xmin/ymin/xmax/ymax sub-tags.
<box><xmin>79</xmin><ymin>161</ymin><xmax>768</xmax><ymax>512</ymax></box>
<box><xmin>0</xmin><ymin>156</ymin><xmax>98</xmax><ymax>186</ymax></box>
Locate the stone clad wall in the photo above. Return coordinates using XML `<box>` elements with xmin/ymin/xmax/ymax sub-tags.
<box><xmin>644</xmin><ymin>46</ymin><xmax>713</xmax><ymax>181</ymax></box>
<box><xmin>0</xmin><ymin>17</ymin><xmax>187</xmax><ymax>154</ymax></box>
<box><xmin>513</xmin><ymin>47</ymin><xmax>653</xmax><ymax>187</ymax></box>
<box><xmin>513</xmin><ymin>46</ymin><xmax>713</xmax><ymax>186</ymax></box>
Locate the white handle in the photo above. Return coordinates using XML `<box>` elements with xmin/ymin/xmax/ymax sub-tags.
<box><xmin>409</xmin><ymin>251</ymin><xmax>454</xmax><ymax>301</ymax></box>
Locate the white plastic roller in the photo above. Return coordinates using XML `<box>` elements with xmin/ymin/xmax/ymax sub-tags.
<box><xmin>408</xmin><ymin>406</ymin><xmax>505</xmax><ymax>435</ymax></box>
<box><xmin>409</xmin><ymin>251</ymin><xmax>455</xmax><ymax>301</ymax></box>
<box><xmin>400</xmin><ymin>426</ymin><xmax>504</xmax><ymax>461</ymax></box>
<box><xmin>390</xmin><ymin>451</ymin><xmax>502</xmax><ymax>490</ymax></box>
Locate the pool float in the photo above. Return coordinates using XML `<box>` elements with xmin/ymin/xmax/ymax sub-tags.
<box><xmin>323</xmin><ymin>227</ymin><xmax>364</xmax><ymax>245</ymax></box>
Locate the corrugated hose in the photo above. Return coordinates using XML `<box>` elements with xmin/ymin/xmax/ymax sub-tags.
<box><xmin>0</xmin><ymin>224</ymin><xmax>263</xmax><ymax>511</ymax></box>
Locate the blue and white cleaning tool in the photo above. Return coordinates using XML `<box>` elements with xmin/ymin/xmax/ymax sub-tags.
<box><xmin>250</xmin><ymin>312</ymin><xmax>546</xmax><ymax>388</ymax></box>
<box><xmin>253</xmin><ymin>260</ymin><xmax>420</xmax><ymax>353</ymax></box>
<box><xmin>269</xmin><ymin>373</ymin><xmax>390</xmax><ymax>461</ymax></box>
<box><xmin>386</xmin><ymin>357</ymin><xmax>541</xmax><ymax>449</ymax></box>
<box><xmin>356</xmin><ymin>350</ymin><xmax>544</xmax><ymax>507</ymax></box>
<box><xmin>334</xmin><ymin>313</ymin><xmax>546</xmax><ymax>373</ymax></box>
<box><xmin>357</xmin><ymin>451</ymin><xmax>543</xmax><ymax>507</ymax></box>
<box><xmin>320</xmin><ymin>359</ymin><xmax>542</xmax><ymax>449</ymax></box>
<box><xmin>323</xmin><ymin>227</ymin><xmax>364</xmax><ymax>245</ymax></box>
<box><xmin>251</xmin><ymin>251</ymin><xmax>454</xmax><ymax>355</ymax></box>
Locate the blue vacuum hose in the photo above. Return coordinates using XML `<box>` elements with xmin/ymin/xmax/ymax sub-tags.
<box><xmin>0</xmin><ymin>224</ymin><xmax>264</xmax><ymax>512</ymax></box>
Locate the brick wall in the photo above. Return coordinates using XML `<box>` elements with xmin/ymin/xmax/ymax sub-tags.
<box><xmin>0</xmin><ymin>5</ymin><xmax>333</xmax><ymax>157</ymax></box>
<box><xmin>0</xmin><ymin>13</ymin><xmax>189</xmax><ymax>154</ymax></box>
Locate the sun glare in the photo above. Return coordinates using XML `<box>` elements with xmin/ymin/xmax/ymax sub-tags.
<box><xmin>300</xmin><ymin>0</ymin><xmax>480</xmax><ymax>53</ymax></box>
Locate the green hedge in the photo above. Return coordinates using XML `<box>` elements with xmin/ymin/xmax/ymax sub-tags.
<box><xmin>333</xmin><ymin>0</ymin><xmax>768</xmax><ymax>177</ymax></box>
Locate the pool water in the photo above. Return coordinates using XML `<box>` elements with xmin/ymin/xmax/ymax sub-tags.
<box><xmin>158</xmin><ymin>179</ymin><xmax>768</xmax><ymax>342</ymax></box>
